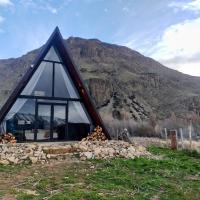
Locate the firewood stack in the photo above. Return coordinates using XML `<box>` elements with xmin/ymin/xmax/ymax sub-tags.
<box><xmin>82</xmin><ymin>126</ymin><xmax>107</xmax><ymax>141</ymax></box>
<box><xmin>0</xmin><ymin>133</ymin><xmax>17</xmax><ymax>144</ymax></box>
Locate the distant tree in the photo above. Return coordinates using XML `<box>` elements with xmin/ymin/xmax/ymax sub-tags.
<box><xmin>149</xmin><ymin>113</ymin><xmax>157</xmax><ymax>130</ymax></box>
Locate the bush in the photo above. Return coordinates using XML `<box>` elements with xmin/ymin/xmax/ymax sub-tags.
<box><xmin>103</xmin><ymin>115</ymin><xmax>159</xmax><ymax>138</ymax></box>
<box><xmin>134</xmin><ymin>123</ymin><xmax>159</xmax><ymax>137</ymax></box>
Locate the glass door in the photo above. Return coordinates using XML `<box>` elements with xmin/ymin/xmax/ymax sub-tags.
<box><xmin>36</xmin><ymin>103</ymin><xmax>67</xmax><ymax>141</ymax></box>
<box><xmin>36</xmin><ymin>104</ymin><xmax>51</xmax><ymax>141</ymax></box>
<box><xmin>53</xmin><ymin>105</ymin><xmax>67</xmax><ymax>140</ymax></box>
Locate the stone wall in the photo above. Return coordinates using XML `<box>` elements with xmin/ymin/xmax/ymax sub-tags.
<box><xmin>0</xmin><ymin>140</ymin><xmax>150</xmax><ymax>165</ymax></box>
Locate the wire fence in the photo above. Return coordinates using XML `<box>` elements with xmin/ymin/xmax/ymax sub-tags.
<box><xmin>104</xmin><ymin>117</ymin><xmax>200</xmax><ymax>152</ymax></box>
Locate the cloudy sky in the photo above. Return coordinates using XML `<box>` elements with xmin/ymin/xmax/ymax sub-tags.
<box><xmin>0</xmin><ymin>0</ymin><xmax>200</xmax><ymax>76</ymax></box>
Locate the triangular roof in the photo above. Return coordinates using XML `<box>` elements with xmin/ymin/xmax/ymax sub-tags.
<box><xmin>0</xmin><ymin>27</ymin><xmax>110</xmax><ymax>139</ymax></box>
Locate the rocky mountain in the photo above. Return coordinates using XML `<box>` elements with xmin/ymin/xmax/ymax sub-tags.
<box><xmin>1</xmin><ymin>37</ymin><xmax>200</xmax><ymax>121</ymax></box>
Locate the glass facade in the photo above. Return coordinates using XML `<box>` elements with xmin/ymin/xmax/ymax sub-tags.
<box><xmin>44</xmin><ymin>46</ymin><xmax>61</xmax><ymax>62</ymax></box>
<box><xmin>54</xmin><ymin>63</ymin><xmax>79</xmax><ymax>98</ymax></box>
<box><xmin>22</xmin><ymin>62</ymin><xmax>53</xmax><ymax>97</ymax></box>
<box><xmin>5</xmin><ymin>98</ymin><xmax>35</xmax><ymax>141</ymax></box>
<box><xmin>0</xmin><ymin>45</ymin><xmax>92</xmax><ymax>142</ymax></box>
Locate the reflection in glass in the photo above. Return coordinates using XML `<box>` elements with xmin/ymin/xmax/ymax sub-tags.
<box><xmin>68</xmin><ymin>101</ymin><xmax>90</xmax><ymax>123</ymax></box>
<box><xmin>54</xmin><ymin>64</ymin><xmax>79</xmax><ymax>98</ymax></box>
<box><xmin>4</xmin><ymin>98</ymin><xmax>35</xmax><ymax>141</ymax></box>
<box><xmin>37</xmin><ymin>104</ymin><xmax>51</xmax><ymax>141</ymax></box>
<box><xmin>68</xmin><ymin>101</ymin><xmax>90</xmax><ymax>140</ymax></box>
<box><xmin>44</xmin><ymin>46</ymin><xmax>61</xmax><ymax>62</ymax></box>
<box><xmin>21</xmin><ymin>62</ymin><xmax>53</xmax><ymax>97</ymax></box>
<box><xmin>53</xmin><ymin>105</ymin><xmax>66</xmax><ymax>140</ymax></box>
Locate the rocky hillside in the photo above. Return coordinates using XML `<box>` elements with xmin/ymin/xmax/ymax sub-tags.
<box><xmin>1</xmin><ymin>37</ymin><xmax>200</xmax><ymax>121</ymax></box>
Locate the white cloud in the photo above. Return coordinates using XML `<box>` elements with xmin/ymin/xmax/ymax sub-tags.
<box><xmin>18</xmin><ymin>27</ymin><xmax>50</xmax><ymax>54</ymax></box>
<box><xmin>0</xmin><ymin>16</ymin><xmax>5</xmax><ymax>23</ymax></box>
<box><xmin>169</xmin><ymin>0</ymin><xmax>200</xmax><ymax>13</ymax></box>
<box><xmin>0</xmin><ymin>16</ymin><xmax>5</xmax><ymax>34</ymax></box>
<box><xmin>151</xmin><ymin>18</ymin><xmax>200</xmax><ymax>59</ymax></box>
<box><xmin>124</xmin><ymin>39</ymin><xmax>136</xmax><ymax>49</ymax></box>
<box><xmin>122</xmin><ymin>7</ymin><xmax>129</xmax><ymax>12</ymax></box>
<box><xmin>46</xmin><ymin>5</ymin><xmax>57</xmax><ymax>14</ymax></box>
<box><xmin>104</xmin><ymin>8</ymin><xmax>108</xmax><ymax>12</ymax></box>
<box><xmin>19</xmin><ymin>0</ymin><xmax>58</xmax><ymax>14</ymax></box>
<box><xmin>0</xmin><ymin>0</ymin><xmax>12</xmax><ymax>6</ymax></box>
<box><xmin>19</xmin><ymin>0</ymin><xmax>34</xmax><ymax>8</ymax></box>
<box><xmin>149</xmin><ymin>17</ymin><xmax>200</xmax><ymax>76</ymax></box>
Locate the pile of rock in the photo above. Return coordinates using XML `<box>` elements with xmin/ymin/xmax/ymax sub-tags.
<box><xmin>0</xmin><ymin>133</ymin><xmax>17</xmax><ymax>144</ymax></box>
<box><xmin>0</xmin><ymin>140</ymin><xmax>150</xmax><ymax>165</ymax></box>
<box><xmin>78</xmin><ymin>140</ymin><xmax>150</xmax><ymax>160</ymax></box>
<box><xmin>82</xmin><ymin>126</ymin><xmax>107</xmax><ymax>141</ymax></box>
<box><xmin>0</xmin><ymin>144</ymin><xmax>47</xmax><ymax>165</ymax></box>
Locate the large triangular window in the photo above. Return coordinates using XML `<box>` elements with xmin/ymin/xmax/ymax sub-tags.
<box><xmin>21</xmin><ymin>46</ymin><xmax>79</xmax><ymax>99</ymax></box>
<box><xmin>44</xmin><ymin>46</ymin><xmax>61</xmax><ymax>62</ymax></box>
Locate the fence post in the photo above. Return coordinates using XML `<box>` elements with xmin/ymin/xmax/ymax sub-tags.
<box><xmin>188</xmin><ymin>121</ymin><xmax>192</xmax><ymax>151</ymax></box>
<box><xmin>176</xmin><ymin>130</ymin><xmax>178</xmax><ymax>149</ymax></box>
<box><xmin>164</xmin><ymin>128</ymin><xmax>168</xmax><ymax>147</ymax></box>
<box><xmin>117</xmin><ymin>128</ymin><xmax>119</xmax><ymax>140</ymax></box>
<box><xmin>179</xmin><ymin>128</ymin><xmax>184</xmax><ymax>150</ymax></box>
<box><xmin>170</xmin><ymin>129</ymin><xmax>178</xmax><ymax>150</ymax></box>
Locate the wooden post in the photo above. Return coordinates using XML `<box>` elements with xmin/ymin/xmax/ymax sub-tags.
<box><xmin>176</xmin><ymin>130</ymin><xmax>178</xmax><ymax>149</ymax></box>
<box><xmin>170</xmin><ymin>130</ymin><xmax>177</xmax><ymax>150</ymax></box>
<box><xmin>164</xmin><ymin>128</ymin><xmax>168</xmax><ymax>147</ymax></box>
<box><xmin>179</xmin><ymin>128</ymin><xmax>184</xmax><ymax>150</ymax></box>
<box><xmin>188</xmin><ymin>121</ymin><xmax>192</xmax><ymax>150</ymax></box>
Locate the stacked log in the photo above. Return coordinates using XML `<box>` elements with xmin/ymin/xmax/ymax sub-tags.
<box><xmin>82</xmin><ymin>126</ymin><xmax>107</xmax><ymax>141</ymax></box>
<box><xmin>0</xmin><ymin>133</ymin><xmax>17</xmax><ymax>144</ymax></box>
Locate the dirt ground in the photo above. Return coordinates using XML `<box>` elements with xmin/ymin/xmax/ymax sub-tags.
<box><xmin>0</xmin><ymin>158</ymin><xmax>80</xmax><ymax>200</ymax></box>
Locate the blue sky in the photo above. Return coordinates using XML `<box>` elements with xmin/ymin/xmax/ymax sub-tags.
<box><xmin>0</xmin><ymin>0</ymin><xmax>200</xmax><ymax>76</ymax></box>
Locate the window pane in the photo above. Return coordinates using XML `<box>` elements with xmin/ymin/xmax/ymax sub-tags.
<box><xmin>21</xmin><ymin>62</ymin><xmax>53</xmax><ymax>97</ymax></box>
<box><xmin>68</xmin><ymin>101</ymin><xmax>90</xmax><ymax>123</ymax></box>
<box><xmin>53</xmin><ymin>105</ymin><xmax>66</xmax><ymax>140</ymax></box>
<box><xmin>68</xmin><ymin>102</ymin><xmax>91</xmax><ymax>140</ymax></box>
<box><xmin>37</xmin><ymin>104</ymin><xmax>51</xmax><ymax>141</ymax></box>
<box><xmin>44</xmin><ymin>46</ymin><xmax>61</xmax><ymax>62</ymax></box>
<box><xmin>54</xmin><ymin>63</ymin><xmax>79</xmax><ymax>98</ymax></box>
<box><xmin>4</xmin><ymin>98</ymin><xmax>35</xmax><ymax>141</ymax></box>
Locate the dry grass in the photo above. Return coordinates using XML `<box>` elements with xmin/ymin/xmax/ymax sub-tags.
<box><xmin>132</xmin><ymin>137</ymin><xmax>200</xmax><ymax>152</ymax></box>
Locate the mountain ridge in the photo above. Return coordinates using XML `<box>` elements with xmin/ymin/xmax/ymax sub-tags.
<box><xmin>0</xmin><ymin>37</ymin><xmax>200</xmax><ymax>121</ymax></box>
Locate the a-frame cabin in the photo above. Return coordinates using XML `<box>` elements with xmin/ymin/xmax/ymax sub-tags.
<box><xmin>0</xmin><ymin>27</ymin><xmax>110</xmax><ymax>142</ymax></box>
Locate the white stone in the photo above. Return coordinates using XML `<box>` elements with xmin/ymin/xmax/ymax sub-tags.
<box><xmin>7</xmin><ymin>156</ymin><xmax>19</xmax><ymax>164</ymax></box>
<box><xmin>20</xmin><ymin>155</ymin><xmax>28</xmax><ymax>160</ymax></box>
<box><xmin>138</xmin><ymin>145</ymin><xmax>145</xmax><ymax>152</ymax></box>
<box><xmin>0</xmin><ymin>160</ymin><xmax>9</xmax><ymax>165</ymax></box>
<box><xmin>94</xmin><ymin>147</ymin><xmax>102</xmax><ymax>155</ymax></box>
<box><xmin>80</xmin><ymin>156</ymin><xmax>86</xmax><ymax>161</ymax></box>
<box><xmin>78</xmin><ymin>144</ymin><xmax>88</xmax><ymax>152</ymax></box>
<box><xmin>83</xmin><ymin>152</ymin><xmax>93</xmax><ymax>159</ymax></box>
<box><xmin>29</xmin><ymin>157</ymin><xmax>38</xmax><ymax>164</ymax></box>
